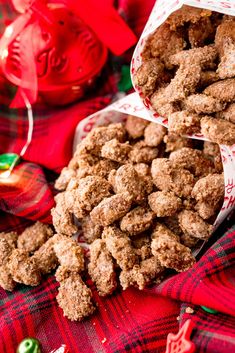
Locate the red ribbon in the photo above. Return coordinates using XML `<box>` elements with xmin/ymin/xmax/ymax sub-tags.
<box><xmin>62</xmin><ymin>0</ymin><xmax>137</xmax><ymax>55</ymax></box>
<box><xmin>0</xmin><ymin>0</ymin><xmax>55</xmax><ymax>107</ymax></box>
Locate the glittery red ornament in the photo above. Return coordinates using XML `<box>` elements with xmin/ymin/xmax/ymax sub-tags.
<box><xmin>0</xmin><ymin>0</ymin><xmax>136</xmax><ymax>107</ymax></box>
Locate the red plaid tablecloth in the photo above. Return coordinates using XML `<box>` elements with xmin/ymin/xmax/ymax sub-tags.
<box><xmin>0</xmin><ymin>1</ymin><xmax>235</xmax><ymax>352</ymax></box>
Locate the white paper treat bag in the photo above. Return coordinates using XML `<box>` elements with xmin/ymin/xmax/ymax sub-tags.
<box><xmin>129</xmin><ymin>0</ymin><xmax>235</xmax><ymax>143</ymax></box>
<box><xmin>73</xmin><ymin>94</ymin><xmax>235</xmax><ymax>240</ymax></box>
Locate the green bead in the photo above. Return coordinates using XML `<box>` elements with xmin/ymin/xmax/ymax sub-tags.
<box><xmin>118</xmin><ymin>65</ymin><xmax>133</xmax><ymax>92</ymax></box>
<box><xmin>201</xmin><ymin>306</ymin><xmax>218</xmax><ymax>314</ymax></box>
<box><xmin>17</xmin><ymin>338</ymin><xmax>41</xmax><ymax>353</ymax></box>
<box><xmin>0</xmin><ymin>153</ymin><xmax>20</xmax><ymax>170</ymax></box>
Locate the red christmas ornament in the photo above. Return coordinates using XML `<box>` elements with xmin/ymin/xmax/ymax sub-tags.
<box><xmin>0</xmin><ymin>0</ymin><xmax>136</xmax><ymax>107</ymax></box>
<box><xmin>165</xmin><ymin>319</ymin><xmax>196</xmax><ymax>353</ymax></box>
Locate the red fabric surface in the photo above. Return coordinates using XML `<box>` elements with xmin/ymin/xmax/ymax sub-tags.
<box><xmin>0</xmin><ymin>221</ymin><xmax>234</xmax><ymax>353</ymax></box>
<box><xmin>0</xmin><ymin>1</ymin><xmax>235</xmax><ymax>353</ymax></box>
<box><xmin>0</xmin><ymin>96</ymin><xmax>111</xmax><ymax>172</ymax></box>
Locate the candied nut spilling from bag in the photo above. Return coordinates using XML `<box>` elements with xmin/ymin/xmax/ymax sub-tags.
<box><xmin>132</xmin><ymin>5</ymin><xmax>235</xmax><ymax>145</ymax></box>
<box><xmin>50</xmin><ymin>117</ymin><xmax>226</xmax><ymax>319</ymax></box>
<box><xmin>0</xmin><ymin>116</ymin><xmax>229</xmax><ymax>322</ymax></box>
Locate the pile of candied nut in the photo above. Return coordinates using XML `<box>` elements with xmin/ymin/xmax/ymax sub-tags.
<box><xmin>133</xmin><ymin>6</ymin><xmax>235</xmax><ymax>145</ymax></box>
<box><xmin>0</xmin><ymin>117</ymin><xmax>225</xmax><ymax>321</ymax></box>
<box><xmin>0</xmin><ymin>222</ymin><xmax>95</xmax><ymax>321</ymax></box>
<box><xmin>48</xmin><ymin>115</ymin><xmax>223</xmax><ymax>320</ymax></box>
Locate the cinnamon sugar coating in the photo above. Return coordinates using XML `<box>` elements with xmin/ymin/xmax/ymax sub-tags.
<box><xmin>217</xmin><ymin>103</ymin><xmax>235</xmax><ymax>124</ymax></box>
<box><xmin>203</xmin><ymin>141</ymin><xmax>223</xmax><ymax>173</ymax></box>
<box><xmin>133</xmin><ymin>58</ymin><xmax>165</xmax><ymax>96</ymax></box>
<box><xmin>8</xmin><ymin>249</ymin><xmax>41</xmax><ymax>286</ymax></box>
<box><xmin>51</xmin><ymin>193</ymin><xmax>77</xmax><ymax>236</ymax></box>
<box><xmin>88</xmin><ymin>239</ymin><xmax>117</xmax><ymax>296</ymax></box>
<box><xmin>165</xmin><ymin>63</ymin><xmax>202</xmax><ymax>103</ymax></box>
<box><xmin>0</xmin><ymin>238</ymin><xmax>14</xmax><ymax>266</ymax></box>
<box><xmin>169</xmin><ymin>147</ymin><xmax>215</xmax><ymax>177</ymax></box>
<box><xmin>17</xmin><ymin>222</ymin><xmax>53</xmax><ymax>253</ymax></box>
<box><xmin>188</xmin><ymin>16</ymin><xmax>215</xmax><ymax>48</ymax></box>
<box><xmin>184</xmin><ymin>94</ymin><xmax>225</xmax><ymax>114</ymax></box>
<box><xmin>201</xmin><ymin>116</ymin><xmax>235</xmax><ymax>145</ymax></box>
<box><xmin>215</xmin><ymin>20</ymin><xmax>235</xmax><ymax>79</ymax></box>
<box><xmin>192</xmin><ymin>173</ymin><xmax>224</xmax><ymax>219</ymax></box>
<box><xmin>0</xmin><ymin>265</ymin><xmax>16</xmax><ymax>291</ymax></box>
<box><xmin>76</xmin><ymin>123</ymin><xmax>126</xmax><ymax>156</ymax></box>
<box><xmin>32</xmin><ymin>236</ymin><xmax>58</xmax><ymax>275</ymax></box>
<box><xmin>120</xmin><ymin>256</ymin><xmax>164</xmax><ymax>290</ymax></box>
<box><xmin>169</xmin><ymin>45</ymin><xmax>217</xmax><ymax>68</ymax></box>
<box><xmin>132</xmin><ymin>233</ymin><xmax>152</xmax><ymax>260</ymax></box>
<box><xmin>199</xmin><ymin>70</ymin><xmax>219</xmax><ymax>88</ymax></box>
<box><xmin>81</xmin><ymin>216</ymin><xmax>103</xmax><ymax>244</ymax></box>
<box><xmin>144</xmin><ymin>123</ymin><xmax>167</xmax><ymax>147</ymax></box>
<box><xmin>133</xmin><ymin>163</ymin><xmax>150</xmax><ymax>177</ymax></box>
<box><xmin>56</xmin><ymin>272</ymin><xmax>95</xmax><ymax>321</ymax></box>
<box><xmin>180</xmin><ymin>233</ymin><xmax>200</xmax><ymax>249</ymax></box>
<box><xmin>125</xmin><ymin>115</ymin><xmax>149</xmax><ymax>139</ymax></box>
<box><xmin>101</xmin><ymin>139</ymin><xmax>132</xmax><ymax>163</ymax></box>
<box><xmin>178</xmin><ymin>210</ymin><xmax>213</xmax><ymax>240</ymax></box>
<box><xmin>0</xmin><ymin>231</ymin><xmax>17</xmax><ymax>249</ymax></box>
<box><xmin>53</xmin><ymin>235</ymin><xmax>84</xmax><ymax>273</ymax></box>
<box><xmin>142</xmin><ymin>23</ymin><xmax>186</xmax><ymax>69</ymax></box>
<box><xmin>132</xmin><ymin>7</ymin><xmax>235</xmax><ymax>145</ymax></box>
<box><xmin>90</xmin><ymin>192</ymin><xmax>132</xmax><ymax>226</ymax></box>
<box><xmin>163</xmin><ymin>215</ymin><xmax>183</xmax><ymax>238</ymax></box>
<box><xmin>76</xmin><ymin>176</ymin><xmax>112</xmax><ymax>212</ymax></box>
<box><xmin>102</xmin><ymin>226</ymin><xmax>138</xmax><ymax>270</ymax></box>
<box><xmin>168</xmin><ymin>111</ymin><xmax>201</xmax><ymax>135</ymax></box>
<box><xmin>129</xmin><ymin>141</ymin><xmax>158</xmax><ymax>164</ymax></box>
<box><xmin>217</xmin><ymin>38</ymin><xmax>235</xmax><ymax>79</ymax></box>
<box><xmin>150</xmin><ymin>88</ymin><xmax>180</xmax><ymax>118</ymax></box>
<box><xmin>163</xmin><ymin>134</ymin><xmax>193</xmax><ymax>152</ymax></box>
<box><xmin>120</xmin><ymin>207</ymin><xmax>155</xmax><ymax>236</ymax></box>
<box><xmin>204</xmin><ymin>79</ymin><xmax>235</xmax><ymax>102</ymax></box>
<box><xmin>55</xmin><ymin>167</ymin><xmax>76</xmax><ymax>191</ymax></box>
<box><xmin>151</xmin><ymin>158</ymin><xmax>195</xmax><ymax>198</ymax></box>
<box><xmin>166</xmin><ymin>6</ymin><xmax>212</xmax><ymax>30</ymax></box>
<box><xmin>109</xmin><ymin>164</ymin><xmax>149</xmax><ymax>204</ymax></box>
<box><xmin>151</xmin><ymin>223</ymin><xmax>195</xmax><ymax>272</ymax></box>
<box><xmin>148</xmin><ymin>191</ymin><xmax>182</xmax><ymax>217</ymax></box>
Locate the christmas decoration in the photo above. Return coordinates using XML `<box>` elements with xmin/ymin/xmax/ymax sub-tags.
<box><xmin>0</xmin><ymin>153</ymin><xmax>20</xmax><ymax>170</ymax></box>
<box><xmin>0</xmin><ymin>0</ymin><xmax>136</xmax><ymax>107</ymax></box>
<box><xmin>16</xmin><ymin>337</ymin><xmax>41</xmax><ymax>353</ymax></box>
<box><xmin>165</xmin><ymin>319</ymin><xmax>196</xmax><ymax>353</ymax></box>
<box><xmin>201</xmin><ymin>306</ymin><xmax>219</xmax><ymax>314</ymax></box>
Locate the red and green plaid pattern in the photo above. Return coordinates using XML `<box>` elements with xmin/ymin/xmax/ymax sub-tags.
<box><xmin>0</xmin><ymin>224</ymin><xmax>234</xmax><ymax>353</ymax></box>
<box><xmin>0</xmin><ymin>1</ymin><xmax>235</xmax><ymax>352</ymax></box>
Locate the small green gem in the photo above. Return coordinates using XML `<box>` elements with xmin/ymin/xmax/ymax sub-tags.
<box><xmin>118</xmin><ymin>65</ymin><xmax>133</xmax><ymax>92</ymax></box>
<box><xmin>17</xmin><ymin>338</ymin><xmax>41</xmax><ymax>353</ymax></box>
<box><xmin>0</xmin><ymin>153</ymin><xmax>20</xmax><ymax>170</ymax></box>
<box><xmin>201</xmin><ymin>306</ymin><xmax>218</xmax><ymax>314</ymax></box>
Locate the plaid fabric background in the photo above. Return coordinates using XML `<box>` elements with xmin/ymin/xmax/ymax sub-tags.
<box><xmin>0</xmin><ymin>1</ymin><xmax>235</xmax><ymax>352</ymax></box>
<box><xmin>0</xmin><ymin>223</ymin><xmax>234</xmax><ymax>353</ymax></box>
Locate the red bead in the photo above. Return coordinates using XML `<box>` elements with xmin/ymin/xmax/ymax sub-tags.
<box><xmin>165</xmin><ymin>319</ymin><xmax>196</xmax><ymax>353</ymax></box>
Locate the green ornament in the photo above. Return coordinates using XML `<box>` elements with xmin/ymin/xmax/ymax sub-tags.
<box><xmin>17</xmin><ymin>338</ymin><xmax>41</xmax><ymax>353</ymax></box>
<box><xmin>118</xmin><ymin>65</ymin><xmax>133</xmax><ymax>92</ymax></box>
<box><xmin>201</xmin><ymin>306</ymin><xmax>218</xmax><ymax>314</ymax></box>
<box><xmin>0</xmin><ymin>153</ymin><xmax>20</xmax><ymax>170</ymax></box>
